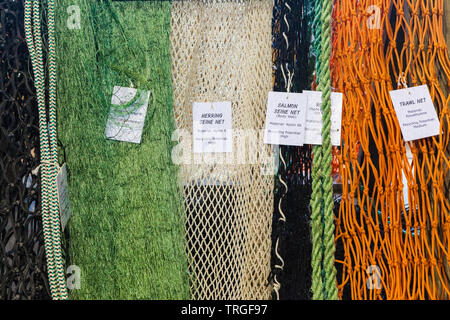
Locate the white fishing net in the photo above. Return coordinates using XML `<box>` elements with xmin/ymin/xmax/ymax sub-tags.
<box><xmin>170</xmin><ymin>0</ymin><xmax>274</xmax><ymax>300</ymax></box>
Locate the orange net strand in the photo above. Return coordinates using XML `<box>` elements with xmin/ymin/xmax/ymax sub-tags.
<box><xmin>333</xmin><ymin>0</ymin><xmax>450</xmax><ymax>300</ymax></box>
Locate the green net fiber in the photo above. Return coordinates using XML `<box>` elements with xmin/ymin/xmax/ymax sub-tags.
<box><xmin>55</xmin><ymin>0</ymin><xmax>189</xmax><ymax>299</ymax></box>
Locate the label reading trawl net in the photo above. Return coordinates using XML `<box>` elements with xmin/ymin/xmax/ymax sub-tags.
<box><xmin>263</xmin><ymin>91</ymin><xmax>307</xmax><ymax>146</ymax></box>
<box><xmin>193</xmin><ymin>101</ymin><xmax>233</xmax><ymax>153</ymax></box>
<box><xmin>56</xmin><ymin>163</ymin><xmax>70</xmax><ymax>231</ymax></box>
<box><xmin>105</xmin><ymin>86</ymin><xmax>150</xmax><ymax>144</ymax></box>
<box><xmin>303</xmin><ymin>91</ymin><xmax>343</xmax><ymax>146</ymax></box>
<box><xmin>389</xmin><ymin>85</ymin><xmax>440</xmax><ymax>142</ymax></box>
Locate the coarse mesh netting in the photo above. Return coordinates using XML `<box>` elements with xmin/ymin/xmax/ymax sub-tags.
<box><xmin>333</xmin><ymin>0</ymin><xmax>450</xmax><ymax>299</ymax></box>
<box><xmin>0</xmin><ymin>0</ymin><xmax>70</xmax><ymax>300</ymax></box>
<box><xmin>170</xmin><ymin>0</ymin><xmax>275</xmax><ymax>300</ymax></box>
<box><xmin>269</xmin><ymin>0</ymin><xmax>315</xmax><ymax>300</ymax></box>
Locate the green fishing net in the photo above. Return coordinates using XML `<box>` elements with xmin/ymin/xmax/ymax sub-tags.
<box><xmin>56</xmin><ymin>0</ymin><xmax>189</xmax><ymax>299</ymax></box>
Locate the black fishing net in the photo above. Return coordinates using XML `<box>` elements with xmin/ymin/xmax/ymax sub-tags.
<box><xmin>1</xmin><ymin>0</ymin><xmax>70</xmax><ymax>300</ymax></box>
<box><xmin>0</xmin><ymin>0</ymin><xmax>50</xmax><ymax>300</ymax></box>
<box><xmin>269</xmin><ymin>0</ymin><xmax>315</xmax><ymax>300</ymax></box>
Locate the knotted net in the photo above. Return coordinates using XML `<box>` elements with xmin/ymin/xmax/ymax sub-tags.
<box><xmin>56</xmin><ymin>0</ymin><xmax>189</xmax><ymax>299</ymax></box>
<box><xmin>333</xmin><ymin>0</ymin><xmax>450</xmax><ymax>300</ymax></box>
<box><xmin>0</xmin><ymin>0</ymin><xmax>62</xmax><ymax>300</ymax></box>
<box><xmin>170</xmin><ymin>0</ymin><xmax>274</xmax><ymax>300</ymax></box>
<box><xmin>270</xmin><ymin>0</ymin><xmax>315</xmax><ymax>300</ymax></box>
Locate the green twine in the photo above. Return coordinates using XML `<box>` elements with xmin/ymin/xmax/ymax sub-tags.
<box><xmin>312</xmin><ymin>0</ymin><xmax>322</xmax><ymax>77</ymax></box>
<box><xmin>56</xmin><ymin>0</ymin><xmax>190</xmax><ymax>299</ymax></box>
<box><xmin>310</xmin><ymin>0</ymin><xmax>339</xmax><ymax>300</ymax></box>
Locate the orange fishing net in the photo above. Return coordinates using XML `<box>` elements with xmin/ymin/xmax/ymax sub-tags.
<box><xmin>333</xmin><ymin>0</ymin><xmax>450</xmax><ymax>299</ymax></box>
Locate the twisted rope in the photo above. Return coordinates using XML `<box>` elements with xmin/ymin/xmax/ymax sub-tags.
<box><xmin>310</xmin><ymin>0</ymin><xmax>324</xmax><ymax>300</ymax></box>
<box><xmin>310</xmin><ymin>0</ymin><xmax>338</xmax><ymax>300</ymax></box>
<box><xmin>24</xmin><ymin>0</ymin><xmax>68</xmax><ymax>300</ymax></box>
<box><xmin>312</xmin><ymin>0</ymin><xmax>322</xmax><ymax>79</ymax></box>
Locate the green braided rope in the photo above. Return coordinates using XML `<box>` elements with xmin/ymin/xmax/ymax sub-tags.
<box><xmin>310</xmin><ymin>143</ymin><xmax>324</xmax><ymax>299</ymax></box>
<box><xmin>24</xmin><ymin>0</ymin><xmax>68</xmax><ymax>300</ymax></box>
<box><xmin>48</xmin><ymin>0</ymin><xmax>69</xmax><ymax>299</ymax></box>
<box><xmin>24</xmin><ymin>0</ymin><xmax>56</xmax><ymax>298</ymax></box>
<box><xmin>310</xmin><ymin>0</ymin><xmax>338</xmax><ymax>300</ymax></box>
<box><xmin>310</xmin><ymin>0</ymin><xmax>324</xmax><ymax>300</ymax></box>
<box><xmin>317</xmin><ymin>0</ymin><xmax>338</xmax><ymax>300</ymax></box>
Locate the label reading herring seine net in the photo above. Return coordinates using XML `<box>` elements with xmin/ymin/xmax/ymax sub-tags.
<box><xmin>193</xmin><ymin>101</ymin><xmax>233</xmax><ymax>153</ymax></box>
<box><xmin>389</xmin><ymin>85</ymin><xmax>440</xmax><ymax>141</ymax></box>
<box><xmin>303</xmin><ymin>91</ymin><xmax>343</xmax><ymax>146</ymax></box>
<box><xmin>56</xmin><ymin>163</ymin><xmax>70</xmax><ymax>231</ymax></box>
<box><xmin>263</xmin><ymin>91</ymin><xmax>307</xmax><ymax>146</ymax></box>
<box><xmin>105</xmin><ymin>86</ymin><xmax>150</xmax><ymax>144</ymax></box>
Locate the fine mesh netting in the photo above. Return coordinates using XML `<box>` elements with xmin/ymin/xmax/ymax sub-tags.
<box><xmin>269</xmin><ymin>0</ymin><xmax>315</xmax><ymax>300</ymax></box>
<box><xmin>170</xmin><ymin>0</ymin><xmax>275</xmax><ymax>300</ymax></box>
<box><xmin>56</xmin><ymin>0</ymin><xmax>189</xmax><ymax>299</ymax></box>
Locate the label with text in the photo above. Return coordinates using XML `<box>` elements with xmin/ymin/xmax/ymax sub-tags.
<box><xmin>303</xmin><ymin>91</ymin><xmax>343</xmax><ymax>146</ymax></box>
<box><xmin>56</xmin><ymin>163</ymin><xmax>70</xmax><ymax>231</ymax></box>
<box><xmin>193</xmin><ymin>101</ymin><xmax>233</xmax><ymax>153</ymax></box>
<box><xmin>105</xmin><ymin>86</ymin><xmax>150</xmax><ymax>144</ymax></box>
<box><xmin>389</xmin><ymin>85</ymin><xmax>440</xmax><ymax>141</ymax></box>
<box><xmin>263</xmin><ymin>91</ymin><xmax>307</xmax><ymax>146</ymax></box>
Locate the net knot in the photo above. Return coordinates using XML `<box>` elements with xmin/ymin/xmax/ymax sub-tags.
<box><xmin>430</xmin><ymin>258</ymin><xmax>437</xmax><ymax>267</ymax></box>
<box><xmin>431</xmin><ymin>220</ymin><xmax>438</xmax><ymax>230</ymax></box>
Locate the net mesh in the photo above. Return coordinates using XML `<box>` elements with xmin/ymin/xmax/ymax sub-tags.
<box><xmin>269</xmin><ymin>0</ymin><xmax>315</xmax><ymax>300</ymax></box>
<box><xmin>333</xmin><ymin>0</ymin><xmax>450</xmax><ymax>299</ymax></box>
<box><xmin>170</xmin><ymin>0</ymin><xmax>274</xmax><ymax>300</ymax></box>
<box><xmin>0</xmin><ymin>0</ymin><xmax>56</xmax><ymax>300</ymax></box>
<box><xmin>56</xmin><ymin>0</ymin><xmax>189</xmax><ymax>299</ymax></box>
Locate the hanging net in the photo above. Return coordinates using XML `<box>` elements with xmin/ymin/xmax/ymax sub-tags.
<box><xmin>56</xmin><ymin>0</ymin><xmax>189</xmax><ymax>299</ymax></box>
<box><xmin>333</xmin><ymin>0</ymin><xmax>450</xmax><ymax>299</ymax></box>
<box><xmin>0</xmin><ymin>0</ymin><xmax>64</xmax><ymax>300</ymax></box>
<box><xmin>170</xmin><ymin>0</ymin><xmax>275</xmax><ymax>300</ymax></box>
<box><xmin>270</xmin><ymin>0</ymin><xmax>315</xmax><ymax>300</ymax></box>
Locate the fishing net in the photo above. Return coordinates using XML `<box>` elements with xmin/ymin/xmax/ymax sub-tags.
<box><xmin>170</xmin><ymin>0</ymin><xmax>274</xmax><ymax>300</ymax></box>
<box><xmin>333</xmin><ymin>0</ymin><xmax>450</xmax><ymax>299</ymax></box>
<box><xmin>55</xmin><ymin>0</ymin><xmax>189</xmax><ymax>299</ymax></box>
<box><xmin>269</xmin><ymin>0</ymin><xmax>315</xmax><ymax>300</ymax></box>
<box><xmin>0</xmin><ymin>0</ymin><xmax>59</xmax><ymax>300</ymax></box>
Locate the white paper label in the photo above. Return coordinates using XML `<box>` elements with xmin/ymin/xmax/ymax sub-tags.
<box><xmin>263</xmin><ymin>91</ymin><xmax>307</xmax><ymax>146</ymax></box>
<box><xmin>303</xmin><ymin>91</ymin><xmax>343</xmax><ymax>146</ymax></box>
<box><xmin>56</xmin><ymin>163</ymin><xmax>70</xmax><ymax>231</ymax></box>
<box><xmin>193</xmin><ymin>101</ymin><xmax>233</xmax><ymax>153</ymax></box>
<box><xmin>389</xmin><ymin>85</ymin><xmax>440</xmax><ymax>141</ymax></box>
<box><xmin>105</xmin><ymin>86</ymin><xmax>150</xmax><ymax>144</ymax></box>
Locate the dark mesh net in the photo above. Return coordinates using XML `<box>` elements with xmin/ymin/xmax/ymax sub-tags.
<box><xmin>270</xmin><ymin>0</ymin><xmax>315</xmax><ymax>300</ymax></box>
<box><xmin>0</xmin><ymin>0</ymin><xmax>51</xmax><ymax>300</ymax></box>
